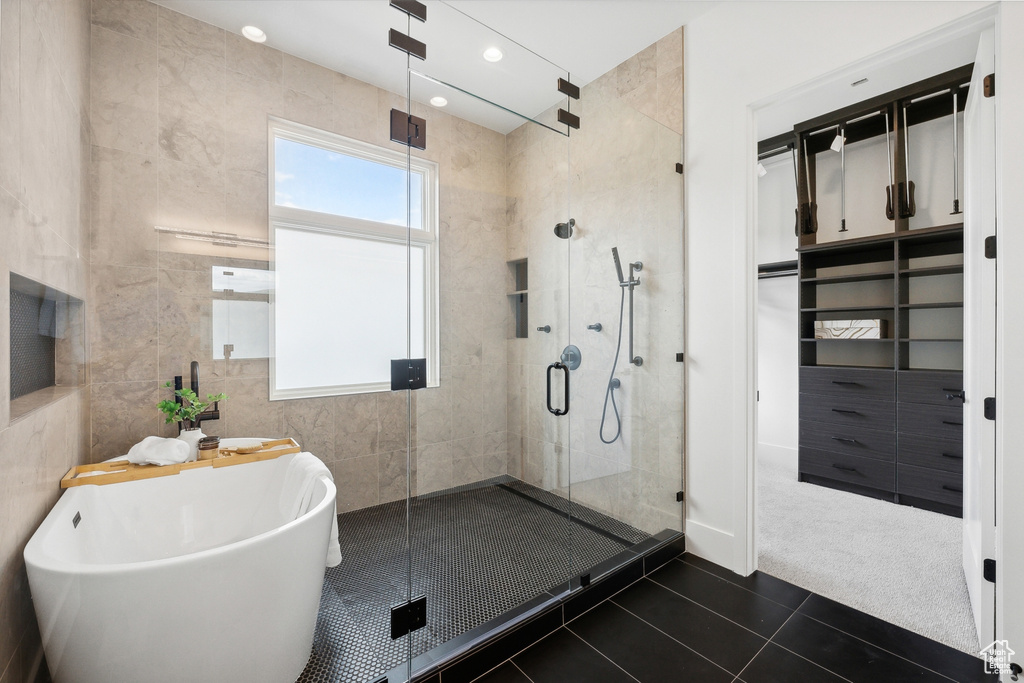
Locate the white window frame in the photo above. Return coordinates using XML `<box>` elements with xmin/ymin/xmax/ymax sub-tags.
<box><xmin>268</xmin><ymin>117</ymin><xmax>440</xmax><ymax>400</ymax></box>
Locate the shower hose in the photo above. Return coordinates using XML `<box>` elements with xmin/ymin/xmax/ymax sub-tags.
<box><xmin>599</xmin><ymin>286</ymin><xmax>626</xmax><ymax>444</ymax></box>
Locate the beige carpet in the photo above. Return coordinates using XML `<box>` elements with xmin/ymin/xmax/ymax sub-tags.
<box><xmin>757</xmin><ymin>455</ymin><xmax>980</xmax><ymax>654</ymax></box>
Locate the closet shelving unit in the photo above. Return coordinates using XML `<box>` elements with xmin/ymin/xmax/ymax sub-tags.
<box><xmin>788</xmin><ymin>65</ymin><xmax>970</xmax><ymax>517</ymax></box>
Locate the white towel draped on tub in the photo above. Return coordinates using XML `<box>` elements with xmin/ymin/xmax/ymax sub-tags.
<box><xmin>120</xmin><ymin>436</ymin><xmax>191</xmax><ymax>466</ymax></box>
<box><xmin>281</xmin><ymin>452</ymin><xmax>342</xmax><ymax>567</ymax></box>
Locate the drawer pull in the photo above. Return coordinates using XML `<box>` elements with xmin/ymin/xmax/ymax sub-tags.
<box><xmin>944</xmin><ymin>389</ymin><xmax>966</xmax><ymax>402</ymax></box>
<box><xmin>942</xmin><ymin>485</ymin><xmax>963</xmax><ymax>493</ymax></box>
<box><xmin>831</xmin><ymin>436</ymin><xmax>860</xmax><ymax>444</ymax></box>
<box><xmin>831</xmin><ymin>380</ymin><xmax>861</xmax><ymax>386</ymax></box>
<box><xmin>832</xmin><ymin>464</ymin><xmax>857</xmax><ymax>472</ymax></box>
<box><xmin>831</xmin><ymin>408</ymin><xmax>861</xmax><ymax>415</ymax></box>
<box><xmin>941</xmin><ymin>420</ymin><xmax>963</xmax><ymax>426</ymax></box>
<box><xmin>941</xmin><ymin>452</ymin><xmax>963</xmax><ymax>460</ymax></box>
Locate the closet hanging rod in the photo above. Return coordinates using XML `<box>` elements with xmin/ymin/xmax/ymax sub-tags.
<box><xmin>807</xmin><ymin>124</ymin><xmax>839</xmax><ymax>136</ymax></box>
<box><xmin>758</xmin><ymin>145</ymin><xmax>792</xmax><ymax>159</ymax></box>
<box><xmin>758</xmin><ymin>270</ymin><xmax>797</xmax><ymax>280</ymax></box>
<box><xmin>910</xmin><ymin>89</ymin><xmax>951</xmax><ymax>104</ymax></box>
<box><xmin>758</xmin><ymin>260</ymin><xmax>798</xmax><ymax>279</ymax></box>
<box><xmin>845</xmin><ymin>110</ymin><xmax>884</xmax><ymax>125</ymax></box>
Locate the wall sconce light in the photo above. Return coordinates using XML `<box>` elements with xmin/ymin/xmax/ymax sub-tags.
<box><xmin>154</xmin><ymin>226</ymin><xmax>271</xmax><ymax>249</ymax></box>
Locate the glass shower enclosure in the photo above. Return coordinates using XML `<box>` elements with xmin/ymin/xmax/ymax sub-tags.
<box><xmin>386</xmin><ymin>2</ymin><xmax>686</xmax><ymax>681</ymax></box>
<box><xmin>165</xmin><ymin>1</ymin><xmax>685</xmax><ymax>680</ymax></box>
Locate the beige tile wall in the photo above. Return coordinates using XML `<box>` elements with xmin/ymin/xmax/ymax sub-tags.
<box><xmin>0</xmin><ymin>4</ymin><xmax>684</xmax><ymax>680</ymax></box>
<box><xmin>87</xmin><ymin>1</ymin><xmax>510</xmax><ymax>512</ymax></box>
<box><xmin>0</xmin><ymin>0</ymin><xmax>91</xmax><ymax>681</ymax></box>
<box><xmin>505</xmin><ymin>29</ymin><xmax>685</xmax><ymax>535</ymax></box>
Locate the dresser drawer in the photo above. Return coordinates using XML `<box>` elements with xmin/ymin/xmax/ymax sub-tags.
<box><xmin>800</xmin><ymin>448</ymin><xmax>895</xmax><ymax>491</ymax></box>
<box><xmin>898</xmin><ymin>432</ymin><xmax>963</xmax><ymax>473</ymax></box>
<box><xmin>897</xmin><ymin>370</ymin><xmax>964</xmax><ymax>407</ymax></box>
<box><xmin>800</xmin><ymin>421</ymin><xmax>895</xmax><ymax>461</ymax></box>
<box><xmin>898</xmin><ymin>403</ymin><xmax>964</xmax><ymax>439</ymax></box>
<box><xmin>799</xmin><ymin>393</ymin><xmax>895</xmax><ymax>431</ymax></box>
<box><xmin>898</xmin><ymin>464</ymin><xmax>963</xmax><ymax>507</ymax></box>
<box><xmin>800</xmin><ymin>367</ymin><xmax>895</xmax><ymax>401</ymax></box>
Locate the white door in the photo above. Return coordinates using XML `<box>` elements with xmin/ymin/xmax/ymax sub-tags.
<box><xmin>962</xmin><ymin>27</ymin><xmax>997</xmax><ymax>649</ymax></box>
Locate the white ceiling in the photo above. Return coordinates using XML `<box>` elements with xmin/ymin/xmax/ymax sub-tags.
<box><xmin>153</xmin><ymin>0</ymin><xmax>713</xmax><ymax>133</ymax></box>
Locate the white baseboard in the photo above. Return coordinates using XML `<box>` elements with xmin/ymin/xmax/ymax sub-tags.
<box><xmin>756</xmin><ymin>443</ymin><xmax>797</xmax><ymax>478</ymax></box>
<box><xmin>684</xmin><ymin>519</ymin><xmax>737</xmax><ymax>572</ymax></box>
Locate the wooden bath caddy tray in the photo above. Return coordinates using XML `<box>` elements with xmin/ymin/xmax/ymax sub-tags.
<box><xmin>60</xmin><ymin>438</ymin><xmax>301</xmax><ymax>489</ymax></box>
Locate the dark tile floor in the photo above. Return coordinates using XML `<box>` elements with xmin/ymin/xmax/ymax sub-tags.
<box><xmin>473</xmin><ymin>553</ymin><xmax>996</xmax><ymax>683</ymax></box>
<box><xmin>298</xmin><ymin>477</ymin><xmax>647</xmax><ymax>683</ymax></box>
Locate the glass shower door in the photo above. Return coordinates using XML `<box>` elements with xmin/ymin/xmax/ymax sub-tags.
<box><xmin>388</xmin><ymin>4</ymin><xmax>685</xmax><ymax>679</ymax></box>
<box><xmin>396</xmin><ymin>1</ymin><xmax>580</xmax><ymax>670</ymax></box>
<box><xmin>564</xmin><ymin>62</ymin><xmax>686</xmax><ymax>543</ymax></box>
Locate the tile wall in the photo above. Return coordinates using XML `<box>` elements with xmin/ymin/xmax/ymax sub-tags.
<box><xmin>0</xmin><ymin>0</ymin><xmax>92</xmax><ymax>681</ymax></box>
<box><xmin>87</xmin><ymin>1</ymin><xmax>510</xmax><ymax>511</ymax></box>
<box><xmin>0</xmin><ymin>3</ymin><xmax>684</xmax><ymax>679</ymax></box>
<box><xmin>505</xmin><ymin>29</ymin><xmax>685</xmax><ymax>535</ymax></box>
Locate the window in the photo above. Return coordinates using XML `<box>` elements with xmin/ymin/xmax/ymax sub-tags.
<box><xmin>269</xmin><ymin>119</ymin><xmax>439</xmax><ymax>399</ymax></box>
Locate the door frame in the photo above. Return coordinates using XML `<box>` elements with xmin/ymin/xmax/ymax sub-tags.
<box><xmin>746</xmin><ymin>5</ymin><xmax>999</xmax><ymax>637</ymax></box>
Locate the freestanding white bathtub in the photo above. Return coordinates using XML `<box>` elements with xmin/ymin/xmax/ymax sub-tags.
<box><xmin>24</xmin><ymin>449</ymin><xmax>337</xmax><ymax>683</ymax></box>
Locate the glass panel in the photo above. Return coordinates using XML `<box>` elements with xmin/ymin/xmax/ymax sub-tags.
<box><xmin>273</xmin><ymin>228</ymin><xmax>423</xmax><ymax>392</ymax></box>
<box><xmin>393</xmin><ymin>9</ymin><xmax>686</xmax><ymax>680</ymax></box>
<box><xmin>565</xmin><ymin>66</ymin><xmax>686</xmax><ymax>539</ymax></box>
<box><xmin>273</xmin><ymin>136</ymin><xmax>423</xmax><ymax>229</ymax></box>
<box><xmin>404</xmin><ymin>33</ymin><xmax>578</xmax><ymax>671</ymax></box>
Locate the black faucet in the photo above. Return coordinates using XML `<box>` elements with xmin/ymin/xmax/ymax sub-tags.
<box><xmin>192</xmin><ymin>361</ymin><xmax>220</xmax><ymax>426</ymax></box>
<box><xmin>174</xmin><ymin>361</ymin><xmax>220</xmax><ymax>433</ymax></box>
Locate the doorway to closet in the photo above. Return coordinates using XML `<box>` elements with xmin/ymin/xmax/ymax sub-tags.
<box><xmin>752</xmin><ymin>23</ymin><xmax>996</xmax><ymax>657</ymax></box>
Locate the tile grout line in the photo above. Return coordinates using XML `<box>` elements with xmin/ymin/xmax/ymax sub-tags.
<box><xmin>731</xmin><ymin>594</ymin><xmax>806</xmax><ymax>682</ymax></box>
<box><xmin>562</xmin><ymin>569</ymin><xmax>648</xmax><ymax>626</ymax></box>
<box><xmin>562</xmin><ymin>628</ymin><xmax>643</xmax><ymax>683</ymax></box>
<box><xmin>676</xmin><ymin>556</ymin><xmax>807</xmax><ymax>611</ymax></box>
<box><xmin>791</xmin><ymin>610</ymin><xmax>967</xmax><ymax>683</ymax></box>
<box><xmin>643</xmin><ymin>574</ymin><xmax>789</xmax><ymax>642</ymax></box>
<box><xmin>733</xmin><ymin>593</ymin><xmax>854</xmax><ymax>683</ymax></box>
<box><xmin>604</xmin><ymin>594</ymin><xmax>740</xmax><ymax>680</ymax></box>
<box><xmin>680</xmin><ymin>557</ymin><xmax>978</xmax><ymax>681</ymax></box>
<box><xmin>510</xmin><ymin>660</ymin><xmax>535</xmax><ymax>683</ymax></box>
<box><xmin>462</xmin><ymin>621</ymin><xmax>567</xmax><ymax>683</ymax></box>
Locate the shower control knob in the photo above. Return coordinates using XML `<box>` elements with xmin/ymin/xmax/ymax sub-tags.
<box><xmin>536</xmin><ymin>325</ymin><xmax>550</xmax><ymax>333</ymax></box>
<box><xmin>560</xmin><ymin>345</ymin><xmax>582</xmax><ymax>371</ymax></box>
<box><xmin>587</xmin><ymin>323</ymin><xmax>602</xmax><ymax>332</ymax></box>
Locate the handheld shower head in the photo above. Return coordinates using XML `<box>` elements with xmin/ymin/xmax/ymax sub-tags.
<box><xmin>611</xmin><ymin>247</ymin><xmax>625</xmax><ymax>284</ymax></box>
<box><xmin>554</xmin><ymin>218</ymin><xmax>575</xmax><ymax>239</ymax></box>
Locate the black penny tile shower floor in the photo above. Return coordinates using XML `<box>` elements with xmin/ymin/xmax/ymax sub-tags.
<box><xmin>296</xmin><ymin>476</ymin><xmax>647</xmax><ymax>683</ymax></box>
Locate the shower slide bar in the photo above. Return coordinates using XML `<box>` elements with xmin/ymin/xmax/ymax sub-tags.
<box><xmin>613</xmin><ymin>247</ymin><xmax>643</xmax><ymax>367</ymax></box>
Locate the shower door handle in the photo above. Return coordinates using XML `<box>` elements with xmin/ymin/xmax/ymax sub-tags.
<box><xmin>546</xmin><ymin>362</ymin><xmax>569</xmax><ymax>416</ymax></box>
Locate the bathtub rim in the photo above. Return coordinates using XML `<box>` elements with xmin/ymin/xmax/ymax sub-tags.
<box><xmin>24</xmin><ymin>455</ymin><xmax>337</xmax><ymax>576</ymax></box>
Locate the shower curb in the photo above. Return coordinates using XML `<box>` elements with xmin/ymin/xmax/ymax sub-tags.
<box><xmin>379</xmin><ymin>529</ymin><xmax>685</xmax><ymax>683</ymax></box>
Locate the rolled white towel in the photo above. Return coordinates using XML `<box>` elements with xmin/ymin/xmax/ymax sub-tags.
<box><xmin>122</xmin><ymin>436</ymin><xmax>191</xmax><ymax>466</ymax></box>
<box><xmin>280</xmin><ymin>452</ymin><xmax>342</xmax><ymax>567</ymax></box>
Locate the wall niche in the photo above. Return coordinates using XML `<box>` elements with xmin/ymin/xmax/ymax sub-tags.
<box><xmin>9</xmin><ymin>273</ymin><xmax>85</xmax><ymax>416</ymax></box>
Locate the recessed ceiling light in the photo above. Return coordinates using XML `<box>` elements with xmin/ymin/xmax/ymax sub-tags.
<box><xmin>851</xmin><ymin>77</ymin><xmax>868</xmax><ymax>87</ymax></box>
<box><xmin>242</xmin><ymin>26</ymin><xmax>266</xmax><ymax>43</ymax></box>
<box><xmin>430</xmin><ymin>96</ymin><xmax>448</xmax><ymax>108</ymax></box>
<box><xmin>482</xmin><ymin>47</ymin><xmax>503</xmax><ymax>63</ymax></box>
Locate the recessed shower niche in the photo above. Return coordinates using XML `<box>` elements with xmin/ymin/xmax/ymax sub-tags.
<box><xmin>507</xmin><ymin>258</ymin><xmax>528</xmax><ymax>339</ymax></box>
<box><xmin>8</xmin><ymin>273</ymin><xmax>84</xmax><ymax>416</ymax></box>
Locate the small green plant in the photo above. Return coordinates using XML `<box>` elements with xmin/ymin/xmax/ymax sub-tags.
<box><xmin>158</xmin><ymin>382</ymin><xmax>228</xmax><ymax>430</ymax></box>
